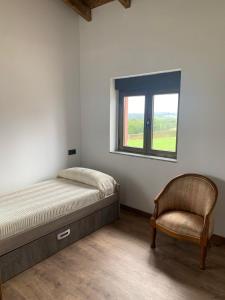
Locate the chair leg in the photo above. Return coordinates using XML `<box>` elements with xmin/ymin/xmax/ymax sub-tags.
<box><xmin>151</xmin><ymin>228</ymin><xmax>157</xmax><ymax>249</ymax></box>
<box><xmin>200</xmin><ymin>244</ymin><xmax>207</xmax><ymax>270</ymax></box>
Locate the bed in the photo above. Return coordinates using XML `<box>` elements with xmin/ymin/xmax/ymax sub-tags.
<box><xmin>0</xmin><ymin>168</ymin><xmax>119</xmax><ymax>289</ymax></box>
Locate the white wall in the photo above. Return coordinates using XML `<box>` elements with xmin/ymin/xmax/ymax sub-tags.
<box><xmin>1</xmin><ymin>0</ymin><xmax>225</xmax><ymax>236</ymax></box>
<box><xmin>79</xmin><ymin>0</ymin><xmax>225</xmax><ymax>236</ymax></box>
<box><xmin>0</xmin><ymin>0</ymin><xmax>80</xmax><ymax>193</ymax></box>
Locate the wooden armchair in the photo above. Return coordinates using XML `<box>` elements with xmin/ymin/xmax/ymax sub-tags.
<box><xmin>150</xmin><ymin>174</ymin><xmax>218</xmax><ymax>270</ymax></box>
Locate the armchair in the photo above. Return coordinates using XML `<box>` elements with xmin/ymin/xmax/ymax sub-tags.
<box><xmin>150</xmin><ymin>174</ymin><xmax>218</xmax><ymax>270</ymax></box>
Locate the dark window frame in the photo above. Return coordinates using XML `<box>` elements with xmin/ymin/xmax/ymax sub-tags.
<box><xmin>116</xmin><ymin>71</ymin><xmax>181</xmax><ymax>160</ymax></box>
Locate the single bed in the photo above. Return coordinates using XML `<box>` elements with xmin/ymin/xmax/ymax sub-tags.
<box><xmin>0</xmin><ymin>168</ymin><xmax>119</xmax><ymax>287</ymax></box>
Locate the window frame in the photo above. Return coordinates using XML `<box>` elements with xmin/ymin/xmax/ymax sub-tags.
<box><xmin>117</xmin><ymin>88</ymin><xmax>180</xmax><ymax>160</ymax></box>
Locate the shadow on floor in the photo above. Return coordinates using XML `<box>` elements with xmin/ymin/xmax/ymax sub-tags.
<box><xmin>112</xmin><ymin>209</ymin><xmax>225</xmax><ymax>300</ymax></box>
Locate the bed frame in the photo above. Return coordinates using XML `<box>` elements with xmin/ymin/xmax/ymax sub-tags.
<box><xmin>0</xmin><ymin>188</ymin><xmax>120</xmax><ymax>299</ymax></box>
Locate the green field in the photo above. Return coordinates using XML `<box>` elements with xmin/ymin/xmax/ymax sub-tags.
<box><xmin>127</xmin><ymin>136</ymin><xmax>176</xmax><ymax>152</ymax></box>
<box><xmin>125</xmin><ymin>114</ymin><xmax>177</xmax><ymax>152</ymax></box>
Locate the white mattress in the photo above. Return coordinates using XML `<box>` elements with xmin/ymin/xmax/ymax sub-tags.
<box><xmin>0</xmin><ymin>178</ymin><xmax>103</xmax><ymax>240</ymax></box>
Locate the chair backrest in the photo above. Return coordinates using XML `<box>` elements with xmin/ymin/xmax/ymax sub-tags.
<box><xmin>161</xmin><ymin>174</ymin><xmax>218</xmax><ymax>217</ymax></box>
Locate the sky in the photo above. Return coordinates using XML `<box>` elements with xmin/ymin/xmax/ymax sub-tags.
<box><xmin>127</xmin><ymin>94</ymin><xmax>179</xmax><ymax>114</ymax></box>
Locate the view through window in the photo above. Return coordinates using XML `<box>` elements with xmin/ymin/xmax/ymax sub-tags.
<box><xmin>123</xmin><ymin>96</ymin><xmax>145</xmax><ymax>148</ymax></box>
<box><xmin>116</xmin><ymin>71</ymin><xmax>181</xmax><ymax>159</ymax></box>
<box><xmin>152</xmin><ymin>94</ymin><xmax>179</xmax><ymax>152</ymax></box>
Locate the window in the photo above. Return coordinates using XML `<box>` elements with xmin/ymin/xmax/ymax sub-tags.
<box><xmin>116</xmin><ymin>71</ymin><xmax>181</xmax><ymax>159</ymax></box>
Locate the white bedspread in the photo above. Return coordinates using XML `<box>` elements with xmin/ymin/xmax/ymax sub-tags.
<box><xmin>0</xmin><ymin>178</ymin><xmax>102</xmax><ymax>240</ymax></box>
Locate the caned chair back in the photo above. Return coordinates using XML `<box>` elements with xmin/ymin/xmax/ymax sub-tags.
<box><xmin>158</xmin><ymin>174</ymin><xmax>218</xmax><ymax>217</ymax></box>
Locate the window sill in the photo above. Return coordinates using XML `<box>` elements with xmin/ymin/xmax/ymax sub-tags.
<box><xmin>110</xmin><ymin>151</ymin><xmax>178</xmax><ymax>163</ymax></box>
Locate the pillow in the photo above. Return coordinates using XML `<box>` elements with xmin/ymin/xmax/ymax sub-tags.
<box><xmin>58</xmin><ymin>167</ymin><xmax>117</xmax><ymax>197</ymax></box>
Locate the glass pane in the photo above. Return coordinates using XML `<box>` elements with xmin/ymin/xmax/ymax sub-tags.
<box><xmin>123</xmin><ymin>96</ymin><xmax>145</xmax><ymax>148</ymax></box>
<box><xmin>152</xmin><ymin>94</ymin><xmax>179</xmax><ymax>152</ymax></box>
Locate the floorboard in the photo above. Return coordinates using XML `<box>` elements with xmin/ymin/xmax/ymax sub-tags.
<box><xmin>2</xmin><ymin>209</ymin><xmax>225</xmax><ymax>300</ymax></box>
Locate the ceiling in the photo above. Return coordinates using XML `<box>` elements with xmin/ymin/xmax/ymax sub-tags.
<box><xmin>63</xmin><ymin>0</ymin><xmax>131</xmax><ymax>21</ymax></box>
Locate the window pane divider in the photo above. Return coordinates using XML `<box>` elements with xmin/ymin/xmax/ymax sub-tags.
<box><xmin>144</xmin><ymin>92</ymin><xmax>153</xmax><ymax>155</ymax></box>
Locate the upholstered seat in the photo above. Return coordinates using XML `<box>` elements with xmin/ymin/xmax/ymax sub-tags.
<box><xmin>150</xmin><ymin>174</ymin><xmax>218</xmax><ymax>270</ymax></box>
<box><xmin>156</xmin><ymin>211</ymin><xmax>204</xmax><ymax>239</ymax></box>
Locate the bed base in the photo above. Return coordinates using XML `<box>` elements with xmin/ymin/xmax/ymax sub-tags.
<box><xmin>0</xmin><ymin>200</ymin><xmax>119</xmax><ymax>292</ymax></box>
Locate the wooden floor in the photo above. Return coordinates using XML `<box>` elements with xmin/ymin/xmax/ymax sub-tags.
<box><xmin>2</xmin><ymin>209</ymin><xmax>225</xmax><ymax>300</ymax></box>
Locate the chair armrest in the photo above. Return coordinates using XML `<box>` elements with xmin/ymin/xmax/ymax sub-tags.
<box><xmin>151</xmin><ymin>201</ymin><xmax>159</xmax><ymax>219</ymax></box>
<box><xmin>153</xmin><ymin>188</ymin><xmax>171</xmax><ymax>218</ymax></box>
<box><xmin>201</xmin><ymin>215</ymin><xmax>210</xmax><ymax>245</ymax></box>
<box><xmin>201</xmin><ymin>209</ymin><xmax>216</xmax><ymax>243</ymax></box>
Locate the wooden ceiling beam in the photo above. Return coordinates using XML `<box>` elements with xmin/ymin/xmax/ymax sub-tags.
<box><xmin>84</xmin><ymin>0</ymin><xmax>114</xmax><ymax>9</ymax></box>
<box><xmin>118</xmin><ymin>0</ymin><xmax>131</xmax><ymax>8</ymax></box>
<box><xmin>64</xmin><ymin>0</ymin><xmax>92</xmax><ymax>21</ymax></box>
<box><xmin>63</xmin><ymin>0</ymin><xmax>131</xmax><ymax>21</ymax></box>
